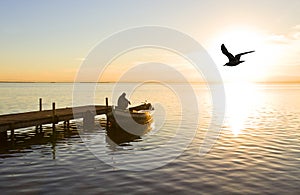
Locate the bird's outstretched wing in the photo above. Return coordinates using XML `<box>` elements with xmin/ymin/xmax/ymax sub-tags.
<box><xmin>235</xmin><ymin>51</ymin><xmax>255</xmax><ymax>60</ymax></box>
<box><xmin>221</xmin><ymin>44</ymin><xmax>235</xmax><ymax>61</ymax></box>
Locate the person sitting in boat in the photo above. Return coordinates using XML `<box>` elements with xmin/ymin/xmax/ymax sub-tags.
<box><xmin>117</xmin><ymin>92</ymin><xmax>131</xmax><ymax>110</ymax></box>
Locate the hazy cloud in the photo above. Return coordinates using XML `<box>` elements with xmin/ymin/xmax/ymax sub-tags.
<box><xmin>267</xmin><ymin>24</ymin><xmax>300</xmax><ymax>44</ymax></box>
<box><xmin>74</xmin><ymin>58</ymin><xmax>86</xmax><ymax>61</ymax></box>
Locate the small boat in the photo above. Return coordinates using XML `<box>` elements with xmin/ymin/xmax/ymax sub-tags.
<box><xmin>106</xmin><ymin>103</ymin><xmax>154</xmax><ymax>144</ymax></box>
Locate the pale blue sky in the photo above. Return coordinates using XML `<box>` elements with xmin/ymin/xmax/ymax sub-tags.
<box><xmin>0</xmin><ymin>0</ymin><xmax>299</xmax><ymax>82</ymax></box>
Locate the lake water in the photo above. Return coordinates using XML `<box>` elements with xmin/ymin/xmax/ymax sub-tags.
<box><xmin>0</xmin><ymin>82</ymin><xmax>299</xmax><ymax>194</ymax></box>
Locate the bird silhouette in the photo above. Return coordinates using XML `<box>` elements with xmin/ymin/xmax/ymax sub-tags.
<box><xmin>221</xmin><ymin>44</ymin><xmax>254</xmax><ymax>66</ymax></box>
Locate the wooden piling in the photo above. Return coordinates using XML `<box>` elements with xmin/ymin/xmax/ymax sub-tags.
<box><xmin>63</xmin><ymin>120</ymin><xmax>70</xmax><ymax>131</ymax></box>
<box><xmin>10</xmin><ymin>129</ymin><xmax>14</xmax><ymax>140</ymax></box>
<box><xmin>52</xmin><ymin>102</ymin><xmax>56</xmax><ymax>133</ymax></box>
<box><xmin>67</xmin><ymin>121</ymin><xmax>70</xmax><ymax>128</ymax></box>
<box><xmin>105</xmin><ymin>97</ymin><xmax>109</xmax><ymax>127</ymax></box>
<box><xmin>83</xmin><ymin>110</ymin><xmax>95</xmax><ymax>130</ymax></box>
<box><xmin>0</xmin><ymin>131</ymin><xmax>7</xmax><ymax>144</ymax></box>
<box><xmin>39</xmin><ymin>98</ymin><xmax>42</xmax><ymax>111</ymax></box>
<box><xmin>38</xmin><ymin>98</ymin><xmax>43</xmax><ymax>132</ymax></box>
<box><xmin>52</xmin><ymin>102</ymin><xmax>56</xmax><ymax>116</ymax></box>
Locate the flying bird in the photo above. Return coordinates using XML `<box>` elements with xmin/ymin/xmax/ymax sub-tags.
<box><xmin>221</xmin><ymin>44</ymin><xmax>254</xmax><ymax>66</ymax></box>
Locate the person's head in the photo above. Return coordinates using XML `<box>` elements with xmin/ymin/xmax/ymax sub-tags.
<box><xmin>122</xmin><ymin>92</ymin><xmax>126</xmax><ymax>96</ymax></box>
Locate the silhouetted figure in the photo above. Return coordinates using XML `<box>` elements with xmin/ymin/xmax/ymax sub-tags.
<box><xmin>221</xmin><ymin>44</ymin><xmax>254</xmax><ymax>66</ymax></box>
<box><xmin>117</xmin><ymin>92</ymin><xmax>131</xmax><ymax>110</ymax></box>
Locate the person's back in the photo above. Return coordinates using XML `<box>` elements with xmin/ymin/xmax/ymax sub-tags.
<box><xmin>117</xmin><ymin>93</ymin><xmax>131</xmax><ymax>110</ymax></box>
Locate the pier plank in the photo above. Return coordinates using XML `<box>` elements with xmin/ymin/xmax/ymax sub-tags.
<box><xmin>0</xmin><ymin>105</ymin><xmax>111</xmax><ymax>132</ymax></box>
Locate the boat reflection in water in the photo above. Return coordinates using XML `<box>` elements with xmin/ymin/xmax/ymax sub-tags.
<box><xmin>106</xmin><ymin>103</ymin><xmax>154</xmax><ymax>145</ymax></box>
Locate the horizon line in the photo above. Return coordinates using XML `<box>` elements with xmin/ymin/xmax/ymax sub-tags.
<box><xmin>1</xmin><ymin>81</ymin><xmax>300</xmax><ymax>84</ymax></box>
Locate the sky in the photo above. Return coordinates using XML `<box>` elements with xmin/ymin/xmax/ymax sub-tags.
<box><xmin>0</xmin><ymin>0</ymin><xmax>300</xmax><ymax>83</ymax></box>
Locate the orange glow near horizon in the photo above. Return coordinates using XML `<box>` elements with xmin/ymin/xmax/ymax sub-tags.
<box><xmin>1</xmin><ymin>26</ymin><xmax>299</xmax><ymax>83</ymax></box>
<box><xmin>98</xmin><ymin>47</ymin><xmax>203</xmax><ymax>83</ymax></box>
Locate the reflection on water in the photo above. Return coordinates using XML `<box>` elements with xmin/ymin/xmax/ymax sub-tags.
<box><xmin>224</xmin><ymin>82</ymin><xmax>264</xmax><ymax>135</ymax></box>
<box><xmin>0</xmin><ymin>83</ymin><xmax>300</xmax><ymax>194</ymax></box>
<box><xmin>106</xmin><ymin>121</ymin><xmax>153</xmax><ymax>146</ymax></box>
<box><xmin>0</xmin><ymin>124</ymin><xmax>79</xmax><ymax>159</ymax></box>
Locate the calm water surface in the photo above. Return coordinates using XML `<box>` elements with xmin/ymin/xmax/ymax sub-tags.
<box><xmin>0</xmin><ymin>83</ymin><xmax>299</xmax><ymax>194</ymax></box>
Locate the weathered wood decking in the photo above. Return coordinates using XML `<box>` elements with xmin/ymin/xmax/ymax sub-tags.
<box><xmin>0</xmin><ymin>105</ymin><xmax>112</xmax><ymax>132</ymax></box>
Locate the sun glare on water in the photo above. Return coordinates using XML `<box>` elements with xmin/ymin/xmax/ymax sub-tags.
<box><xmin>224</xmin><ymin>82</ymin><xmax>262</xmax><ymax>136</ymax></box>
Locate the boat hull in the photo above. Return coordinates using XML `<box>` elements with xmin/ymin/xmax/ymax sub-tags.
<box><xmin>106</xmin><ymin>103</ymin><xmax>154</xmax><ymax>144</ymax></box>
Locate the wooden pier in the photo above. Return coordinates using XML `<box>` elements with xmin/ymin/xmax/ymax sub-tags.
<box><xmin>0</xmin><ymin>98</ymin><xmax>112</xmax><ymax>140</ymax></box>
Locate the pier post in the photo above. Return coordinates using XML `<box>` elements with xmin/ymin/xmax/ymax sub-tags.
<box><xmin>67</xmin><ymin>120</ymin><xmax>70</xmax><ymax>129</ymax></box>
<box><xmin>52</xmin><ymin>102</ymin><xmax>56</xmax><ymax>133</ymax></box>
<box><xmin>67</xmin><ymin>120</ymin><xmax>70</xmax><ymax>132</ymax></box>
<box><xmin>39</xmin><ymin>98</ymin><xmax>42</xmax><ymax>111</ymax></box>
<box><xmin>105</xmin><ymin>97</ymin><xmax>109</xmax><ymax>127</ymax></box>
<box><xmin>9</xmin><ymin>123</ymin><xmax>15</xmax><ymax>143</ymax></box>
<box><xmin>0</xmin><ymin>131</ymin><xmax>7</xmax><ymax>144</ymax></box>
<box><xmin>63</xmin><ymin>120</ymin><xmax>70</xmax><ymax>131</ymax></box>
<box><xmin>52</xmin><ymin>102</ymin><xmax>56</xmax><ymax>116</ymax></box>
<box><xmin>83</xmin><ymin>110</ymin><xmax>95</xmax><ymax>131</ymax></box>
<box><xmin>10</xmin><ymin>129</ymin><xmax>14</xmax><ymax>139</ymax></box>
<box><xmin>37</xmin><ymin>98</ymin><xmax>43</xmax><ymax>132</ymax></box>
